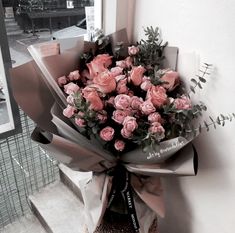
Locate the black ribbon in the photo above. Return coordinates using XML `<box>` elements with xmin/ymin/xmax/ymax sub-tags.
<box><xmin>107</xmin><ymin>165</ymin><xmax>140</xmax><ymax>232</ymax></box>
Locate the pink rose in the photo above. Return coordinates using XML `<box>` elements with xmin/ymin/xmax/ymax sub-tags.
<box><xmin>146</xmin><ymin>86</ymin><xmax>167</xmax><ymax>108</ymax></box>
<box><xmin>63</xmin><ymin>105</ymin><xmax>76</xmax><ymax>118</ymax></box>
<box><xmin>148</xmin><ymin>112</ymin><xmax>162</xmax><ymax>123</ymax></box>
<box><xmin>93</xmin><ymin>71</ymin><xmax>116</xmax><ymax>94</ymax></box>
<box><xmin>123</xmin><ymin>116</ymin><xmax>138</xmax><ymax>132</ymax></box>
<box><xmin>131</xmin><ymin>96</ymin><xmax>144</xmax><ymax>110</ymax></box>
<box><xmin>128</xmin><ymin>46</ymin><xmax>139</xmax><ymax>55</ymax></box>
<box><xmin>116</xmin><ymin>60</ymin><xmax>127</xmax><ymax>69</ymax></box>
<box><xmin>66</xmin><ymin>94</ymin><xmax>74</xmax><ymax>105</ymax></box>
<box><xmin>57</xmin><ymin>76</ymin><xmax>67</xmax><ymax>87</ymax></box>
<box><xmin>115</xmin><ymin>75</ymin><xmax>126</xmax><ymax>82</ymax></box>
<box><xmin>129</xmin><ymin>66</ymin><xmax>146</xmax><ymax>86</ymax></box>
<box><xmin>75</xmin><ymin>118</ymin><xmax>86</xmax><ymax>127</ymax></box>
<box><xmin>87</xmin><ymin>62</ymin><xmax>106</xmax><ymax>78</ymax></box>
<box><xmin>148</xmin><ymin>122</ymin><xmax>165</xmax><ymax>140</ymax></box>
<box><xmin>160</xmin><ymin>70</ymin><xmax>180</xmax><ymax>91</ymax></box>
<box><xmin>68</xmin><ymin>70</ymin><xmax>80</xmax><ymax>81</ymax></box>
<box><xmin>64</xmin><ymin>83</ymin><xmax>80</xmax><ymax>95</ymax></box>
<box><xmin>100</xmin><ymin>126</ymin><xmax>115</xmax><ymax>141</ymax></box>
<box><xmin>87</xmin><ymin>54</ymin><xmax>112</xmax><ymax>78</ymax></box>
<box><xmin>116</xmin><ymin>78</ymin><xmax>128</xmax><ymax>94</ymax></box>
<box><xmin>112</xmin><ymin>110</ymin><xmax>128</xmax><ymax>124</ymax></box>
<box><xmin>121</xmin><ymin>128</ymin><xmax>133</xmax><ymax>139</ymax></box>
<box><xmin>94</xmin><ymin>54</ymin><xmax>113</xmax><ymax>68</ymax></box>
<box><xmin>97</xmin><ymin>111</ymin><xmax>107</xmax><ymax>124</ymax></box>
<box><xmin>174</xmin><ymin>95</ymin><xmax>192</xmax><ymax>110</ymax></box>
<box><xmin>110</xmin><ymin>67</ymin><xmax>123</xmax><ymax>77</ymax></box>
<box><xmin>114</xmin><ymin>140</ymin><xmax>125</xmax><ymax>151</ymax></box>
<box><xmin>141</xmin><ymin>76</ymin><xmax>152</xmax><ymax>91</ymax></box>
<box><xmin>82</xmin><ymin>87</ymin><xmax>103</xmax><ymax>111</ymax></box>
<box><xmin>125</xmin><ymin>56</ymin><xmax>133</xmax><ymax>68</ymax></box>
<box><xmin>140</xmin><ymin>100</ymin><xmax>156</xmax><ymax>115</ymax></box>
<box><xmin>114</xmin><ymin>94</ymin><xmax>131</xmax><ymax>110</ymax></box>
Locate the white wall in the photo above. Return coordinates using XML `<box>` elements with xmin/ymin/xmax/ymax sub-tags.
<box><xmin>133</xmin><ymin>1</ymin><xmax>235</xmax><ymax>233</ymax></box>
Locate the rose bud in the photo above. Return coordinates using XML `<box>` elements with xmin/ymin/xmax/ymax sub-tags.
<box><xmin>57</xmin><ymin>76</ymin><xmax>67</xmax><ymax>87</ymax></box>
<box><xmin>63</xmin><ymin>105</ymin><xmax>76</xmax><ymax>118</ymax></box>
<box><xmin>68</xmin><ymin>70</ymin><xmax>80</xmax><ymax>81</ymax></box>
<box><xmin>100</xmin><ymin>126</ymin><xmax>115</xmax><ymax>141</ymax></box>
<box><xmin>64</xmin><ymin>83</ymin><xmax>80</xmax><ymax>95</ymax></box>
<box><xmin>75</xmin><ymin>118</ymin><xmax>86</xmax><ymax>127</ymax></box>
<box><xmin>114</xmin><ymin>140</ymin><xmax>125</xmax><ymax>151</ymax></box>
<box><xmin>128</xmin><ymin>45</ymin><xmax>139</xmax><ymax>55</ymax></box>
<box><xmin>174</xmin><ymin>95</ymin><xmax>192</xmax><ymax>110</ymax></box>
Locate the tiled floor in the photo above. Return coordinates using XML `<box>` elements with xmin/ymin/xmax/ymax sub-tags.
<box><xmin>2</xmin><ymin>214</ymin><xmax>46</xmax><ymax>233</ymax></box>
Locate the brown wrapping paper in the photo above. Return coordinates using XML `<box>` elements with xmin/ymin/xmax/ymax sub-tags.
<box><xmin>10</xmin><ymin>29</ymin><xmax>198</xmax><ymax>233</ymax></box>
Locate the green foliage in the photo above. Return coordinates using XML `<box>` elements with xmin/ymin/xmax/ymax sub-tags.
<box><xmin>133</xmin><ymin>26</ymin><xmax>167</xmax><ymax>69</ymax></box>
<box><xmin>189</xmin><ymin>63</ymin><xmax>212</xmax><ymax>95</ymax></box>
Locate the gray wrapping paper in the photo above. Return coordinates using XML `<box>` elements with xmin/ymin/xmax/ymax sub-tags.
<box><xmin>10</xmin><ymin>29</ymin><xmax>198</xmax><ymax>233</ymax></box>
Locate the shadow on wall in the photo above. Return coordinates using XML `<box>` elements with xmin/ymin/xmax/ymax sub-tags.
<box><xmin>158</xmin><ymin>177</ymin><xmax>193</xmax><ymax>233</ymax></box>
<box><xmin>158</xmin><ymin>129</ymin><xmax>231</xmax><ymax>233</ymax></box>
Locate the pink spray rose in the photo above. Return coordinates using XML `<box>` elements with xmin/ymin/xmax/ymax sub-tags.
<box><xmin>63</xmin><ymin>105</ymin><xmax>76</xmax><ymax>118</ymax></box>
<box><xmin>112</xmin><ymin>110</ymin><xmax>128</xmax><ymax>124</ymax></box>
<box><xmin>148</xmin><ymin>112</ymin><xmax>162</xmax><ymax>123</ymax></box>
<box><xmin>57</xmin><ymin>76</ymin><xmax>67</xmax><ymax>87</ymax></box>
<box><xmin>174</xmin><ymin>95</ymin><xmax>192</xmax><ymax>110</ymax></box>
<box><xmin>148</xmin><ymin>122</ymin><xmax>165</xmax><ymax>140</ymax></box>
<box><xmin>114</xmin><ymin>140</ymin><xmax>125</xmax><ymax>151</ymax></box>
<box><xmin>146</xmin><ymin>85</ymin><xmax>167</xmax><ymax>108</ymax></box>
<box><xmin>121</xmin><ymin>128</ymin><xmax>133</xmax><ymax>139</ymax></box>
<box><xmin>125</xmin><ymin>56</ymin><xmax>133</xmax><ymax>68</ymax></box>
<box><xmin>141</xmin><ymin>76</ymin><xmax>152</xmax><ymax>91</ymax></box>
<box><xmin>93</xmin><ymin>71</ymin><xmax>116</xmax><ymax>94</ymax></box>
<box><xmin>129</xmin><ymin>66</ymin><xmax>146</xmax><ymax>86</ymax></box>
<box><xmin>110</xmin><ymin>67</ymin><xmax>123</xmax><ymax>77</ymax></box>
<box><xmin>116</xmin><ymin>78</ymin><xmax>128</xmax><ymax>94</ymax></box>
<box><xmin>64</xmin><ymin>83</ymin><xmax>80</xmax><ymax>95</ymax></box>
<box><xmin>131</xmin><ymin>96</ymin><xmax>144</xmax><ymax>110</ymax></box>
<box><xmin>68</xmin><ymin>70</ymin><xmax>80</xmax><ymax>81</ymax></box>
<box><xmin>82</xmin><ymin>87</ymin><xmax>103</xmax><ymax>111</ymax></box>
<box><xmin>160</xmin><ymin>70</ymin><xmax>180</xmax><ymax>91</ymax></box>
<box><xmin>140</xmin><ymin>100</ymin><xmax>156</xmax><ymax>115</ymax></box>
<box><xmin>114</xmin><ymin>94</ymin><xmax>131</xmax><ymax>110</ymax></box>
<box><xmin>75</xmin><ymin>118</ymin><xmax>86</xmax><ymax>127</ymax></box>
<box><xmin>116</xmin><ymin>60</ymin><xmax>127</xmax><ymax>69</ymax></box>
<box><xmin>66</xmin><ymin>94</ymin><xmax>74</xmax><ymax>105</ymax></box>
<box><xmin>123</xmin><ymin>116</ymin><xmax>138</xmax><ymax>133</ymax></box>
<box><xmin>128</xmin><ymin>46</ymin><xmax>140</xmax><ymax>55</ymax></box>
<box><xmin>97</xmin><ymin>111</ymin><xmax>107</xmax><ymax>123</ymax></box>
<box><xmin>100</xmin><ymin>126</ymin><xmax>115</xmax><ymax>141</ymax></box>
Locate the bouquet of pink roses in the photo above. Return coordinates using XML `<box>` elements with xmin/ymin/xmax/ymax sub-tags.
<box><xmin>58</xmin><ymin>27</ymin><xmax>209</xmax><ymax>159</ymax></box>
<box><xmin>10</xmin><ymin>27</ymin><xmax>218</xmax><ymax>233</ymax></box>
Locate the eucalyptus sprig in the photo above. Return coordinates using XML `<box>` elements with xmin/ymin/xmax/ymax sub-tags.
<box><xmin>189</xmin><ymin>63</ymin><xmax>212</xmax><ymax>95</ymax></box>
<box><xmin>134</xmin><ymin>26</ymin><xmax>167</xmax><ymax>68</ymax></box>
